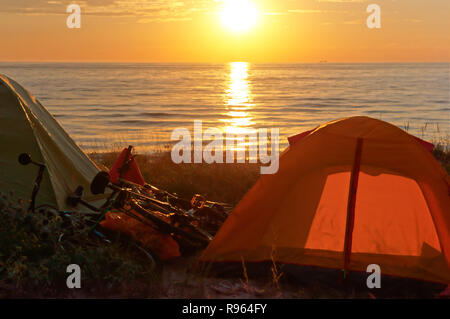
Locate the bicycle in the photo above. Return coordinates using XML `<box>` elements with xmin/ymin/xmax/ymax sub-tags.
<box><xmin>88</xmin><ymin>171</ymin><xmax>218</xmax><ymax>251</ymax></box>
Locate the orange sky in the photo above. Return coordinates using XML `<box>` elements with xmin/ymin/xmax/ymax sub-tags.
<box><xmin>0</xmin><ymin>0</ymin><xmax>449</xmax><ymax>63</ymax></box>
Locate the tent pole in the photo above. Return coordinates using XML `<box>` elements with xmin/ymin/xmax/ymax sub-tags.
<box><xmin>343</xmin><ymin>138</ymin><xmax>363</xmax><ymax>279</ymax></box>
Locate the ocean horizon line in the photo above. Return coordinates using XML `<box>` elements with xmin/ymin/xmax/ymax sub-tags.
<box><xmin>1</xmin><ymin>61</ymin><xmax>449</xmax><ymax>65</ymax></box>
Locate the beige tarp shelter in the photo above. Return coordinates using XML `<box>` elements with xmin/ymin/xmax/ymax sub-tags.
<box><xmin>0</xmin><ymin>74</ymin><xmax>102</xmax><ymax>210</ymax></box>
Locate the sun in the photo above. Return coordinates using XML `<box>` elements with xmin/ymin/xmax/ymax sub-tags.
<box><xmin>220</xmin><ymin>0</ymin><xmax>259</xmax><ymax>33</ymax></box>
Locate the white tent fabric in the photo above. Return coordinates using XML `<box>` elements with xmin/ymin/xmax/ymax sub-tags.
<box><xmin>0</xmin><ymin>74</ymin><xmax>103</xmax><ymax>210</ymax></box>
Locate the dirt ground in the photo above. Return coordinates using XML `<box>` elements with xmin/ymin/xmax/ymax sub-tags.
<box><xmin>155</xmin><ymin>256</ymin><xmax>448</xmax><ymax>299</ymax></box>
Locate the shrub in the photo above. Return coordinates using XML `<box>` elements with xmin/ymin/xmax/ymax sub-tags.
<box><xmin>0</xmin><ymin>192</ymin><xmax>159</xmax><ymax>298</ymax></box>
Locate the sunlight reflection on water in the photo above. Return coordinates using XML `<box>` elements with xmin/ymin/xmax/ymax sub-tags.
<box><xmin>222</xmin><ymin>62</ymin><xmax>255</xmax><ymax>136</ymax></box>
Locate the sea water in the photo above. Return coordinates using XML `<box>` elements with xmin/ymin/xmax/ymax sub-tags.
<box><xmin>1</xmin><ymin>62</ymin><xmax>448</xmax><ymax>153</ymax></box>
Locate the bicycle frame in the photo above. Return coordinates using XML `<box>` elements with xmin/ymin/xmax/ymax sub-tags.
<box><xmin>18</xmin><ymin>153</ymin><xmax>46</xmax><ymax>213</ymax></box>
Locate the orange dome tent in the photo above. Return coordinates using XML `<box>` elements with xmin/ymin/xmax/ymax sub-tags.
<box><xmin>200</xmin><ymin>116</ymin><xmax>450</xmax><ymax>284</ymax></box>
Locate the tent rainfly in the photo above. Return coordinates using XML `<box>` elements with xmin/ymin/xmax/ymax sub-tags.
<box><xmin>200</xmin><ymin>116</ymin><xmax>450</xmax><ymax>284</ymax></box>
<box><xmin>0</xmin><ymin>74</ymin><xmax>102</xmax><ymax>210</ymax></box>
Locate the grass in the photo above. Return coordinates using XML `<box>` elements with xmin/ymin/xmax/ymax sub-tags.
<box><xmin>433</xmin><ymin>144</ymin><xmax>450</xmax><ymax>174</ymax></box>
<box><xmin>0</xmin><ymin>193</ymin><xmax>162</xmax><ymax>298</ymax></box>
<box><xmin>1</xmin><ymin>130</ymin><xmax>449</xmax><ymax>298</ymax></box>
<box><xmin>92</xmin><ymin>149</ymin><xmax>261</xmax><ymax>205</ymax></box>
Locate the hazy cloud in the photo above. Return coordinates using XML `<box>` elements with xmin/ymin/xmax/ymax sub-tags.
<box><xmin>315</xmin><ymin>0</ymin><xmax>364</xmax><ymax>2</ymax></box>
<box><xmin>288</xmin><ymin>9</ymin><xmax>326</xmax><ymax>14</ymax></box>
<box><xmin>0</xmin><ymin>0</ymin><xmax>213</xmax><ymax>21</ymax></box>
<box><xmin>0</xmin><ymin>0</ymin><xmax>366</xmax><ymax>22</ymax></box>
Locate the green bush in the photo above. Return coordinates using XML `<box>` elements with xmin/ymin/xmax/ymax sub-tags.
<box><xmin>0</xmin><ymin>192</ymin><xmax>159</xmax><ymax>297</ymax></box>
